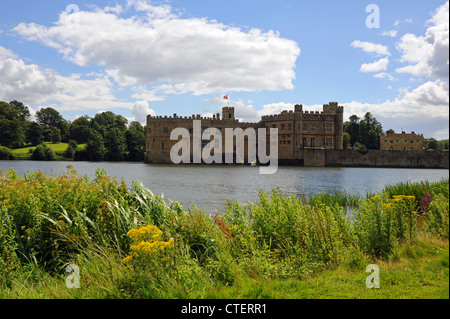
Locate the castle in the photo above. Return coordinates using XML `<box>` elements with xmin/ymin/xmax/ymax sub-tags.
<box><xmin>145</xmin><ymin>102</ymin><xmax>344</xmax><ymax>165</ymax></box>
<box><xmin>380</xmin><ymin>131</ymin><xmax>425</xmax><ymax>151</ymax></box>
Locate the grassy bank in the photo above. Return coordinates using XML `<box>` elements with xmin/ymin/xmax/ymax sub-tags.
<box><xmin>10</xmin><ymin>142</ymin><xmax>86</xmax><ymax>160</ymax></box>
<box><xmin>0</xmin><ymin>167</ymin><xmax>448</xmax><ymax>299</ymax></box>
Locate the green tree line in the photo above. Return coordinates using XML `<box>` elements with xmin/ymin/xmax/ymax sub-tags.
<box><xmin>0</xmin><ymin>100</ymin><xmax>146</xmax><ymax>161</ymax></box>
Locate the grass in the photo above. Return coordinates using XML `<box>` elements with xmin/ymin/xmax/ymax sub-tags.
<box><xmin>11</xmin><ymin>142</ymin><xmax>86</xmax><ymax>156</ymax></box>
<box><xmin>0</xmin><ymin>235</ymin><xmax>447</xmax><ymax>299</ymax></box>
<box><xmin>0</xmin><ymin>168</ymin><xmax>448</xmax><ymax>299</ymax></box>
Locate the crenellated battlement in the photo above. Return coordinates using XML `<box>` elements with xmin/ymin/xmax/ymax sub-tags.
<box><xmin>147</xmin><ymin>112</ymin><xmax>239</xmax><ymax>123</ymax></box>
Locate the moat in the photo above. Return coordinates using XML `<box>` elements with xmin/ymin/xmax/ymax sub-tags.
<box><xmin>1</xmin><ymin>161</ymin><xmax>448</xmax><ymax>213</ymax></box>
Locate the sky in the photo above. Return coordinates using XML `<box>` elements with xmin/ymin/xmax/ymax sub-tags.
<box><xmin>0</xmin><ymin>0</ymin><xmax>448</xmax><ymax>139</ymax></box>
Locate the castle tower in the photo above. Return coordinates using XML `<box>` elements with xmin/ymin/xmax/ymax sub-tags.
<box><xmin>222</xmin><ymin>107</ymin><xmax>235</xmax><ymax>120</ymax></box>
<box><xmin>334</xmin><ymin>103</ymin><xmax>344</xmax><ymax>150</ymax></box>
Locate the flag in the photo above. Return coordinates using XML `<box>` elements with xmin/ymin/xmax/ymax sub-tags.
<box><xmin>223</xmin><ymin>95</ymin><xmax>228</xmax><ymax>99</ymax></box>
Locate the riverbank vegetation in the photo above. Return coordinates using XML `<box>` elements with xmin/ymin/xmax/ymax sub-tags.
<box><xmin>0</xmin><ymin>167</ymin><xmax>448</xmax><ymax>298</ymax></box>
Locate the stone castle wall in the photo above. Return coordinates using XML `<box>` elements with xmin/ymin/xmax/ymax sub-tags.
<box><xmin>301</xmin><ymin>149</ymin><xmax>449</xmax><ymax>169</ymax></box>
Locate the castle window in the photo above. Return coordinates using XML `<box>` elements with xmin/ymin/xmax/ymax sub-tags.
<box><xmin>302</xmin><ymin>137</ymin><xmax>307</xmax><ymax>147</ymax></box>
<box><xmin>303</xmin><ymin>124</ymin><xmax>307</xmax><ymax>131</ymax></box>
<box><xmin>310</xmin><ymin>124</ymin><xmax>315</xmax><ymax>131</ymax></box>
<box><xmin>161</xmin><ymin>141</ymin><xmax>165</xmax><ymax>150</ymax></box>
<box><xmin>228</xmin><ymin>113</ymin><xmax>232</xmax><ymax>119</ymax></box>
<box><xmin>325</xmin><ymin>138</ymin><xmax>333</xmax><ymax>147</ymax></box>
<box><xmin>148</xmin><ymin>128</ymin><xmax>152</xmax><ymax>134</ymax></box>
<box><xmin>390</xmin><ymin>140</ymin><xmax>393</xmax><ymax>144</ymax></box>
<box><xmin>324</xmin><ymin>123</ymin><xmax>333</xmax><ymax>132</ymax></box>
<box><xmin>310</xmin><ymin>138</ymin><xmax>315</xmax><ymax>147</ymax></box>
<box><xmin>287</xmin><ymin>140</ymin><xmax>291</xmax><ymax>145</ymax></box>
<box><xmin>163</xmin><ymin>127</ymin><xmax>169</xmax><ymax>134</ymax></box>
<box><xmin>288</xmin><ymin>124</ymin><xmax>292</xmax><ymax>131</ymax></box>
<box><xmin>281</xmin><ymin>124</ymin><xmax>285</xmax><ymax>131</ymax></box>
<box><xmin>189</xmin><ymin>128</ymin><xmax>193</xmax><ymax>134</ymax></box>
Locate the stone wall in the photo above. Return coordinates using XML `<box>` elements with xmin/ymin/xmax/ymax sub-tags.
<box><xmin>303</xmin><ymin>149</ymin><xmax>449</xmax><ymax>169</ymax></box>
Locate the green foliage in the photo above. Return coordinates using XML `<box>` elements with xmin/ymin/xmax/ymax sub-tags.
<box><xmin>426</xmin><ymin>193</ymin><xmax>449</xmax><ymax>238</ymax></box>
<box><xmin>0</xmin><ymin>170</ymin><xmax>448</xmax><ymax>298</ymax></box>
<box><xmin>0</xmin><ymin>146</ymin><xmax>15</xmax><ymax>160</ymax></box>
<box><xmin>86</xmin><ymin>131</ymin><xmax>106</xmax><ymax>161</ymax></box>
<box><xmin>125</xmin><ymin>121</ymin><xmax>146</xmax><ymax>161</ymax></box>
<box><xmin>31</xmin><ymin>143</ymin><xmax>55</xmax><ymax>161</ymax></box>
<box><xmin>426</xmin><ymin>138</ymin><xmax>438</xmax><ymax>150</ymax></box>
<box><xmin>26</xmin><ymin>122</ymin><xmax>44</xmax><ymax>146</ymax></box>
<box><xmin>344</xmin><ymin>112</ymin><xmax>383</xmax><ymax>149</ymax></box>
<box><xmin>0</xmin><ymin>101</ymin><xmax>27</xmax><ymax>148</ymax></box>
<box><xmin>64</xmin><ymin>140</ymin><xmax>78</xmax><ymax>159</ymax></box>
<box><xmin>3</xmin><ymin>101</ymin><xmax>146</xmax><ymax>162</ymax></box>
<box><xmin>104</xmin><ymin>128</ymin><xmax>126</xmax><ymax>161</ymax></box>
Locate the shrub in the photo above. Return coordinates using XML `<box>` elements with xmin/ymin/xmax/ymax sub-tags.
<box><xmin>31</xmin><ymin>143</ymin><xmax>55</xmax><ymax>161</ymax></box>
<box><xmin>0</xmin><ymin>146</ymin><xmax>15</xmax><ymax>160</ymax></box>
<box><xmin>352</xmin><ymin>194</ymin><xmax>397</xmax><ymax>259</ymax></box>
<box><xmin>425</xmin><ymin>193</ymin><xmax>449</xmax><ymax>239</ymax></box>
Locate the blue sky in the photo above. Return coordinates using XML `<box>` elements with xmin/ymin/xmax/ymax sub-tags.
<box><xmin>0</xmin><ymin>0</ymin><xmax>448</xmax><ymax>139</ymax></box>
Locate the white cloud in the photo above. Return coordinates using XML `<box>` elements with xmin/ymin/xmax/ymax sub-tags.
<box><xmin>359</xmin><ymin>57</ymin><xmax>389</xmax><ymax>73</ymax></box>
<box><xmin>351</xmin><ymin>40</ymin><xmax>390</xmax><ymax>56</ymax></box>
<box><xmin>12</xmin><ymin>3</ymin><xmax>300</xmax><ymax>95</ymax></box>
<box><xmin>131</xmin><ymin>100</ymin><xmax>155</xmax><ymax>124</ymax></box>
<box><xmin>374</xmin><ymin>72</ymin><xmax>396</xmax><ymax>81</ymax></box>
<box><xmin>131</xmin><ymin>86</ymin><xmax>166</xmax><ymax>102</ymax></box>
<box><xmin>0</xmin><ymin>46</ymin><xmax>132</xmax><ymax>113</ymax></box>
<box><xmin>395</xmin><ymin>1</ymin><xmax>449</xmax><ymax>79</ymax></box>
<box><xmin>381</xmin><ymin>30</ymin><xmax>397</xmax><ymax>37</ymax></box>
<box><xmin>0</xmin><ymin>46</ymin><xmax>17</xmax><ymax>59</ymax></box>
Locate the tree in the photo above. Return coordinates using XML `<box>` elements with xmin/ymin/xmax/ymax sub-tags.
<box><xmin>85</xmin><ymin>131</ymin><xmax>105</xmax><ymax>161</ymax></box>
<box><xmin>69</xmin><ymin>124</ymin><xmax>92</xmax><ymax>144</ymax></box>
<box><xmin>26</xmin><ymin>122</ymin><xmax>44</xmax><ymax>146</ymax></box>
<box><xmin>344</xmin><ymin>112</ymin><xmax>383</xmax><ymax>149</ymax></box>
<box><xmin>64</xmin><ymin>140</ymin><xmax>78</xmax><ymax>159</ymax></box>
<box><xmin>0</xmin><ymin>101</ymin><xmax>26</xmax><ymax>148</ymax></box>
<box><xmin>344</xmin><ymin>115</ymin><xmax>361</xmax><ymax>146</ymax></box>
<box><xmin>386</xmin><ymin>129</ymin><xmax>395</xmax><ymax>134</ymax></box>
<box><xmin>36</xmin><ymin>107</ymin><xmax>63</xmax><ymax>127</ymax></box>
<box><xmin>359</xmin><ymin>112</ymin><xmax>383</xmax><ymax>149</ymax></box>
<box><xmin>126</xmin><ymin>121</ymin><xmax>146</xmax><ymax>161</ymax></box>
<box><xmin>427</xmin><ymin>138</ymin><xmax>438</xmax><ymax>150</ymax></box>
<box><xmin>104</xmin><ymin>127</ymin><xmax>126</xmax><ymax>161</ymax></box>
<box><xmin>343</xmin><ymin>132</ymin><xmax>351</xmax><ymax>149</ymax></box>
<box><xmin>92</xmin><ymin>111</ymin><xmax>128</xmax><ymax>137</ymax></box>
<box><xmin>0</xmin><ymin>146</ymin><xmax>15</xmax><ymax>160</ymax></box>
<box><xmin>31</xmin><ymin>144</ymin><xmax>55</xmax><ymax>161</ymax></box>
<box><xmin>36</xmin><ymin>107</ymin><xmax>70</xmax><ymax>142</ymax></box>
<box><xmin>9</xmin><ymin>100</ymin><xmax>31</xmax><ymax>121</ymax></box>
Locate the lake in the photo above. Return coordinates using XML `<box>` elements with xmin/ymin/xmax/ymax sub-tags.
<box><xmin>0</xmin><ymin>161</ymin><xmax>448</xmax><ymax>213</ymax></box>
